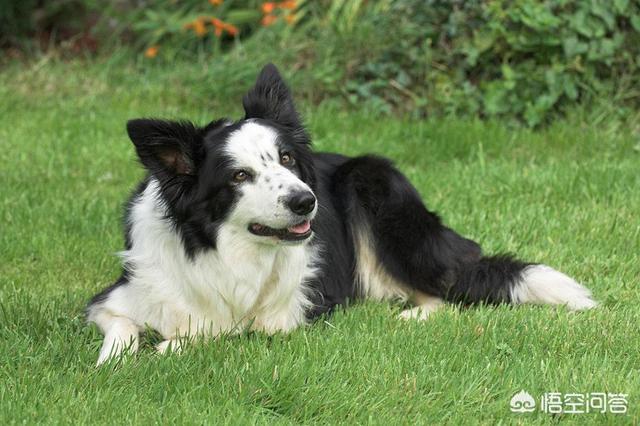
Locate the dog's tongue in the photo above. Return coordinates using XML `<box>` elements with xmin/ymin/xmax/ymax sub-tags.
<box><xmin>287</xmin><ymin>220</ymin><xmax>311</xmax><ymax>234</ymax></box>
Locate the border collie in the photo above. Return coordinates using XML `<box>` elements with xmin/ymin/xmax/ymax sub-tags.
<box><xmin>87</xmin><ymin>64</ymin><xmax>597</xmax><ymax>365</ymax></box>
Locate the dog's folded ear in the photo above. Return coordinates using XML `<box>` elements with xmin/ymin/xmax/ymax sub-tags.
<box><xmin>126</xmin><ymin>119</ymin><xmax>201</xmax><ymax>177</ymax></box>
<box><xmin>243</xmin><ymin>63</ymin><xmax>303</xmax><ymax>131</ymax></box>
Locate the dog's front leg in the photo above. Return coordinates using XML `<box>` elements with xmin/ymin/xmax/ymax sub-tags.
<box><xmin>96</xmin><ymin>315</ymin><xmax>139</xmax><ymax>365</ymax></box>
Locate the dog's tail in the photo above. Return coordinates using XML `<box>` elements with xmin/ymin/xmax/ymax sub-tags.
<box><xmin>442</xmin><ymin>255</ymin><xmax>597</xmax><ymax>310</ymax></box>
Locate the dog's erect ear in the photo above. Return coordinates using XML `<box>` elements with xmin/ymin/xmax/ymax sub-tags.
<box><xmin>127</xmin><ymin>119</ymin><xmax>201</xmax><ymax>176</ymax></box>
<box><xmin>243</xmin><ymin>64</ymin><xmax>302</xmax><ymax>129</ymax></box>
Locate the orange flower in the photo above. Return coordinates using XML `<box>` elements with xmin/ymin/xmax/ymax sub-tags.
<box><xmin>144</xmin><ymin>46</ymin><xmax>158</xmax><ymax>58</ymax></box>
<box><xmin>210</xmin><ymin>17</ymin><xmax>238</xmax><ymax>37</ymax></box>
<box><xmin>224</xmin><ymin>23</ymin><xmax>239</xmax><ymax>36</ymax></box>
<box><xmin>262</xmin><ymin>2</ymin><xmax>276</xmax><ymax>14</ymax></box>
<box><xmin>194</xmin><ymin>18</ymin><xmax>207</xmax><ymax>37</ymax></box>
<box><xmin>261</xmin><ymin>14</ymin><xmax>277</xmax><ymax>26</ymax></box>
<box><xmin>184</xmin><ymin>18</ymin><xmax>208</xmax><ymax>37</ymax></box>
<box><xmin>209</xmin><ymin>0</ymin><xmax>223</xmax><ymax>5</ymax></box>
<box><xmin>210</xmin><ymin>17</ymin><xmax>223</xmax><ymax>36</ymax></box>
<box><xmin>279</xmin><ymin>0</ymin><xmax>297</xmax><ymax>10</ymax></box>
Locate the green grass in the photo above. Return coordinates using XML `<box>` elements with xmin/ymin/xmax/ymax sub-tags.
<box><xmin>1</xmin><ymin>59</ymin><xmax>639</xmax><ymax>425</ymax></box>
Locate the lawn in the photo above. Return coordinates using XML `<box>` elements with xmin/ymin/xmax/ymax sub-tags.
<box><xmin>0</xmin><ymin>59</ymin><xmax>638</xmax><ymax>424</ymax></box>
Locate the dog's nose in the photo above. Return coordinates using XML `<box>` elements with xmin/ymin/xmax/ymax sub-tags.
<box><xmin>287</xmin><ymin>191</ymin><xmax>316</xmax><ymax>215</ymax></box>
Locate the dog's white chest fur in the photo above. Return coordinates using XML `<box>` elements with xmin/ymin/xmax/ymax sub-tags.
<box><xmin>92</xmin><ymin>180</ymin><xmax>316</xmax><ymax>342</ymax></box>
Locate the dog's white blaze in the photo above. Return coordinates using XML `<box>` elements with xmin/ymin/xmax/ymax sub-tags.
<box><xmin>224</xmin><ymin>121</ymin><xmax>315</xmax><ymax>231</ymax></box>
<box><xmin>87</xmin><ymin>179</ymin><xmax>317</xmax><ymax>364</ymax></box>
<box><xmin>510</xmin><ymin>264</ymin><xmax>597</xmax><ymax>310</ymax></box>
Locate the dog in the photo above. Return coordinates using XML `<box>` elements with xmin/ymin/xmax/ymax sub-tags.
<box><xmin>87</xmin><ymin>64</ymin><xmax>597</xmax><ymax>365</ymax></box>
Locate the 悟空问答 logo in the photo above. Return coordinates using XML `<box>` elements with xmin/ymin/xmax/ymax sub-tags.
<box><xmin>510</xmin><ymin>390</ymin><xmax>536</xmax><ymax>413</ymax></box>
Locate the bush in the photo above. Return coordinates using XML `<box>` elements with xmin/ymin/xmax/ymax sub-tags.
<box><xmin>217</xmin><ymin>0</ymin><xmax>639</xmax><ymax>125</ymax></box>
<box><xmin>103</xmin><ymin>0</ymin><xmax>301</xmax><ymax>58</ymax></box>
<box><xmin>332</xmin><ymin>0</ymin><xmax>640</xmax><ymax>125</ymax></box>
<box><xmin>5</xmin><ymin>0</ymin><xmax>639</xmax><ymax>125</ymax></box>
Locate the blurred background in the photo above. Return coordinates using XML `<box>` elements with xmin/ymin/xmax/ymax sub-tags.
<box><xmin>2</xmin><ymin>0</ymin><xmax>639</xmax><ymax>126</ymax></box>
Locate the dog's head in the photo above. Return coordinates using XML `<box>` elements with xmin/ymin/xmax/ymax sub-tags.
<box><xmin>126</xmin><ymin>64</ymin><xmax>317</xmax><ymax>254</ymax></box>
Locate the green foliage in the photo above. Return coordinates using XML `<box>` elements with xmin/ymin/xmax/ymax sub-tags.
<box><xmin>330</xmin><ymin>0</ymin><xmax>640</xmax><ymax>125</ymax></box>
<box><xmin>141</xmin><ymin>1</ymin><xmax>254</xmax><ymax>51</ymax></box>
<box><xmin>3</xmin><ymin>0</ymin><xmax>640</xmax><ymax>125</ymax></box>
<box><xmin>102</xmin><ymin>0</ymin><xmax>283</xmax><ymax>57</ymax></box>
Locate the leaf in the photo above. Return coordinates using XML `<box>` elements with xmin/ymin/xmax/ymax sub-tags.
<box><xmin>563</xmin><ymin>77</ymin><xmax>578</xmax><ymax>100</ymax></box>
<box><xmin>524</xmin><ymin>102</ymin><xmax>543</xmax><ymax>127</ymax></box>
<box><xmin>591</xmin><ymin>2</ymin><xmax>616</xmax><ymax>30</ymax></box>
<box><xmin>613</xmin><ymin>0</ymin><xmax>629</xmax><ymax>13</ymax></box>
<box><xmin>483</xmin><ymin>82</ymin><xmax>510</xmax><ymax>115</ymax></box>
<box><xmin>563</xmin><ymin>36</ymin><xmax>588</xmax><ymax>57</ymax></box>
<box><xmin>225</xmin><ymin>10</ymin><xmax>262</xmax><ymax>24</ymax></box>
<box><xmin>462</xmin><ymin>45</ymin><xmax>480</xmax><ymax>66</ymax></box>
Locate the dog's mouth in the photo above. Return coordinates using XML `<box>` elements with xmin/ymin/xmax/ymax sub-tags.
<box><xmin>248</xmin><ymin>220</ymin><xmax>312</xmax><ymax>241</ymax></box>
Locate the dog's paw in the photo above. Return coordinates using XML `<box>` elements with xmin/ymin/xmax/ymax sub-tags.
<box><xmin>398</xmin><ymin>306</ymin><xmax>435</xmax><ymax>321</ymax></box>
<box><xmin>96</xmin><ymin>336</ymin><xmax>138</xmax><ymax>366</ymax></box>
<box><xmin>398</xmin><ymin>294</ymin><xmax>444</xmax><ymax>321</ymax></box>
<box><xmin>156</xmin><ymin>339</ymin><xmax>184</xmax><ymax>354</ymax></box>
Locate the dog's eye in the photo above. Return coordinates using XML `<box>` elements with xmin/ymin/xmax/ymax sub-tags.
<box><xmin>280</xmin><ymin>152</ymin><xmax>294</xmax><ymax>166</ymax></box>
<box><xmin>233</xmin><ymin>170</ymin><xmax>250</xmax><ymax>183</ymax></box>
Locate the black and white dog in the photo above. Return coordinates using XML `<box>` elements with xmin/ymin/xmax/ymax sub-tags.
<box><xmin>87</xmin><ymin>64</ymin><xmax>597</xmax><ymax>365</ymax></box>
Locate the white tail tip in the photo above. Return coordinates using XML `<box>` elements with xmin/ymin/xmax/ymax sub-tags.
<box><xmin>510</xmin><ymin>265</ymin><xmax>597</xmax><ymax>311</ymax></box>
